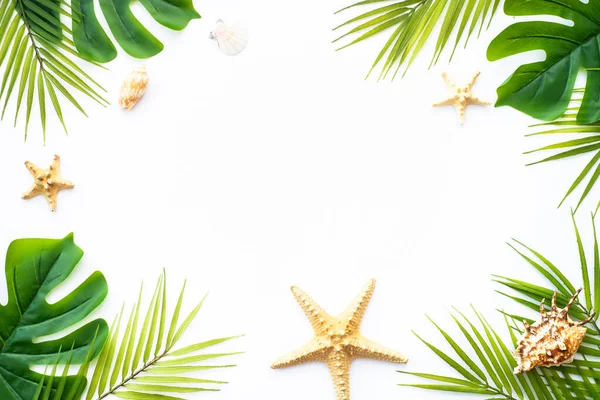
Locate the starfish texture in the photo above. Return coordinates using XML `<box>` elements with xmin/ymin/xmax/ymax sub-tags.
<box><xmin>272</xmin><ymin>279</ymin><xmax>408</xmax><ymax>400</ymax></box>
<box><xmin>433</xmin><ymin>72</ymin><xmax>490</xmax><ymax>123</ymax></box>
<box><xmin>22</xmin><ymin>155</ymin><xmax>74</xmax><ymax>211</ymax></box>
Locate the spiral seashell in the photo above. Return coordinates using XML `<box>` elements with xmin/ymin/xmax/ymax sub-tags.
<box><xmin>209</xmin><ymin>19</ymin><xmax>248</xmax><ymax>56</ymax></box>
<box><xmin>119</xmin><ymin>66</ymin><xmax>149</xmax><ymax>110</ymax></box>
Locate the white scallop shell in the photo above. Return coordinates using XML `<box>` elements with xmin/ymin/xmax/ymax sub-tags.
<box><xmin>209</xmin><ymin>19</ymin><xmax>248</xmax><ymax>56</ymax></box>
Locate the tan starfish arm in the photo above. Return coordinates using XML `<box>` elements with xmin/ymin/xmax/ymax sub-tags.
<box><xmin>470</xmin><ymin>96</ymin><xmax>491</xmax><ymax>106</ymax></box>
<box><xmin>272</xmin><ymin>338</ymin><xmax>328</xmax><ymax>368</ymax></box>
<box><xmin>347</xmin><ymin>336</ymin><xmax>408</xmax><ymax>364</ymax></box>
<box><xmin>53</xmin><ymin>179</ymin><xmax>75</xmax><ymax>189</ymax></box>
<box><xmin>50</xmin><ymin>154</ymin><xmax>61</xmax><ymax>172</ymax></box>
<box><xmin>433</xmin><ymin>98</ymin><xmax>456</xmax><ymax>107</ymax></box>
<box><xmin>291</xmin><ymin>286</ymin><xmax>333</xmax><ymax>334</ymax></box>
<box><xmin>441</xmin><ymin>72</ymin><xmax>457</xmax><ymax>89</ymax></box>
<box><xmin>340</xmin><ymin>279</ymin><xmax>376</xmax><ymax>334</ymax></box>
<box><xmin>467</xmin><ymin>71</ymin><xmax>481</xmax><ymax>87</ymax></box>
<box><xmin>24</xmin><ymin>161</ymin><xmax>41</xmax><ymax>178</ymax></box>
<box><xmin>44</xmin><ymin>188</ymin><xmax>60</xmax><ymax>211</ymax></box>
<box><xmin>457</xmin><ymin>104</ymin><xmax>467</xmax><ymax>124</ymax></box>
<box><xmin>22</xmin><ymin>185</ymin><xmax>42</xmax><ymax>199</ymax></box>
<box><xmin>326</xmin><ymin>351</ymin><xmax>351</xmax><ymax>400</ymax></box>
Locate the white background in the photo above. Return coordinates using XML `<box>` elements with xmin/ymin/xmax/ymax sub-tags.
<box><xmin>0</xmin><ymin>0</ymin><xmax>596</xmax><ymax>399</ymax></box>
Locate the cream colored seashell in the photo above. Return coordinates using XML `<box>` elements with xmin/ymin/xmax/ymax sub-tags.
<box><xmin>209</xmin><ymin>19</ymin><xmax>248</xmax><ymax>56</ymax></box>
<box><xmin>119</xmin><ymin>66</ymin><xmax>148</xmax><ymax>110</ymax></box>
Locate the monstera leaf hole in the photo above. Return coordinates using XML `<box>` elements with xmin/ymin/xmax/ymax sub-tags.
<box><xmin>0</xmin><ymin>233</ymin><xmax>108</xmax><ymax>399</ymax></box>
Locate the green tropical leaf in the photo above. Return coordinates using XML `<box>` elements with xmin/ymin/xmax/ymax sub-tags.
<box><xmin>33</xmin><ymin>331</ymin><xmax>101</xmax><ymax>400</ymax></box>
<box><xmin>526</xmin><ymin>98</ymin><xmax>600</xmax><ymax>211</ymax></box>
<box><xmin>400</xmin><ymin>308</ymin><xmax>522</xmax><ymax>398</ymax></box>
<box><xmin>85</xmin><ymin>270</ymin><xmax>242</xmax><ymax>400</ymax></box>
<box><xmin>334</xmin><ymin>0</ymin><xmax>501</xmax><ymax>79</ymax></box>
<box><xmin>0</xmin><ymin>0</ymin><xmax>109</xmax><ymax>141</ymax></box>
<box><xmin>488</xmin><ymin>0</ymin><xmax>600</xmax><ymax>124</ymax></box>
<box><xmin>72</xmin><ymin>0</ymin><xmax>200</xmax><ymax>62</ymax></box>
<box><xmin>401</xmin><ymin>213</ymin><xmax>600</xmax><ymax>399</ymax></box>
<box><xmin>0</xmin><ymin>233</ymin><xmax>108</xmax><ymax>399</ymax></box>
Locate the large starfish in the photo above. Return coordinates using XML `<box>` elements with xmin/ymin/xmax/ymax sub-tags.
<box><xmin>272</xmin><ymin>279</ymin><xmax>408</xmax><ymax>400</ymax></box>
<box><xmin>22</xmin><ymin>155</ymin><xmax>74</xmax><ymax>211</ymax></box>
<box><xmin>433</xmin><ymin>72</ymin><xmax>490</xmax><ymax>123</ymax></box>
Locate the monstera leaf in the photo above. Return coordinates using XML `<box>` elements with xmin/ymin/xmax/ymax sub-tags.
<box><xmin>0</xmin><ymin>234</ymin><xmax>108</xmax><ymax>399</ymax></box>
<box><xmin>72</xmin><ymin>0</ymin><xmax>201</xmax><ymax>62</ymax></box>
<box><xmin>488</xmin><ymin>0</ymin><xmax>600</xmax><ymax>124</ymax></box>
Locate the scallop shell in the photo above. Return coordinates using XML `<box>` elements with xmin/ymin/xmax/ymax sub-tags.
<box><xmin>119</xmin><ymin>66</ymin><xmax>148</xmax><ymax>110</ymax></box>
<box><xmin>209</xmin><ymin>19</ymin><xmax>248</xmax><ymax>56</ymax></box>
<box><xmin>514</xmin><ymin>289</ymin><xmax>594</xmax><ymax>374</ymax></box>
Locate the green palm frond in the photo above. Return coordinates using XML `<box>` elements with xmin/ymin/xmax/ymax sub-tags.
<box><xmin>32</xmin><ymin>333</ymin><xmax>102</xmax><ymax>400</ymax></box>
<box><xmin>333</xmin><ymin>0</ymin><xmax>501</xmax><ymax>79</ymax></box>
<box><xmin>83</xmin><ymin>270</ymin><xmax>242</xmax><ymax>400</ymax></box>
<box><xmin>527</xmin><ymin>90</ymin><xmax>600</xmax><ymax>212</ymax></box>
<box><xmin>401</xmin><ymin>213</ymin><xmax>600</xmax><ymax>398</ymax></box>
<box><xmin>399</xmin><ymin>307</ymin><xmax>547</xmax><ymax>398</ymax></box>
<box><xmin>0</xmin><ymin>0</ymin><xmax>108</xmax><ymax>141</ymax></box>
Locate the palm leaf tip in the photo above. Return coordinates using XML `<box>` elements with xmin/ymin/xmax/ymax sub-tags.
<box><xmin>85</xmin><ymin>270</ymin><xmax>242</xmax><ymax>400</ymax></box>
<box><xmin>333</xmin><ymin>0</ymin><xmax>501</xmax><ymax>78</ymax></box>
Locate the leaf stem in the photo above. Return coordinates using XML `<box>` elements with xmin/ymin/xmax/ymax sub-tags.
<box><xmin>13</xmin><ymin>0</ymin><xmax>45</xmax><ymax>72</ymax></box>
<box><xmin>96</xmin><ymin>349</ymin><xmax>169</xmax><ymax>399</ymax></box>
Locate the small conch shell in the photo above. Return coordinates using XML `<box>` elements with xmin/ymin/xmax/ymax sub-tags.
<box><xmin>514</xmin><ymin>289</ymin><xmax>595</xmax><ymax>374</ymax></box>
<box><xmin>119</xmin><ymin>66</ymin><xmax>148</xmax><ymax>110</ymax></box>
<box><xmin>209</xmin><ymin>19</ymin><xmax>248</xmax><ymax>56</ymax></box>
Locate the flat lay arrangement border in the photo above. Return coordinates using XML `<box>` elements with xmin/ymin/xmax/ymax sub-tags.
<box><xmin>2</xmin><ymin>0</ymin><xmax>600</xmax><ymax>399</ymax></box>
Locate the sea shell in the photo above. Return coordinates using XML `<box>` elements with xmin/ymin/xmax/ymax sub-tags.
<box><xmin>514</xmin><ymin>289</ymin><xmax>594</xmax><ymax>374</ymax></box>
<box><xmin>209</xmin><ymin>19</ymin><xmax>248</xmax><ymax>56</ymax></box>
<box><xmin>119</xmin><ymin>66</ymin><xmax>148</xmax><ymax>110</ymax></box>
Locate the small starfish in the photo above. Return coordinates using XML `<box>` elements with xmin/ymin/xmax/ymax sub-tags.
<box><xmin>433</xmin><ymin>72</ymin><xmax>490</xmax><ymax>123</ymax></box>
<box><xmin>272</xmin><ymin>279</ymin><xmax>408</xmax><ymax>400</ymax></box>
<box><xmin>22</xmin><ymin>155</ymin><xmax>74</xmax><ymax>211</ymax></box>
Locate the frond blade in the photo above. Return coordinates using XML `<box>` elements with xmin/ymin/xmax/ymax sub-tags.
<box><xmin>572</xmin><ymin>213</ymin><xmax>593</xmax><ymax>308</ymax></box>
<box><xmin>97</xmin><ymin>305</ymin><xmax>125</xmax><ymax>395</ymax></box>
<box><xmin>171</xmin><ymin>293</ymin><xmax>207</xmax><ymax>347</ymax></box>
<box><xmin>111</xmin><ymin>303</ymin><xmax>137</xmax><ymax>388</ymax></box>
<box><xmin>411</xmin><ymin>330</ymin><xmax>482</xmax><ymax>384</ymax></box>
<box><xmin>166</xmin><ymin>280</ymin><xmax>185</xmax><ymax>350</ymax></box>
<box><xmin>335</xmin><ymin>0</ymin><xmax>501</xmax><ymax>77</ymax></box>
<box><xmin>143</xmin><ymin>273</ymin><xmax>164</xmax><ymax>363</ymax></box>
<box><xmin>132</xmin><ymin>276</ymin><xmax>162</xmax><ymax>371</ymax></box>
<box><xmin>37</xmin><ymin>69</ymin><xmax>46</xmax><ymax>141</ymax></box>
<box><xmin>168</xmin><ymin>336</ymin><xmax>243</xmax><ymax>358</ymax></box>
<box><xmin>155</xmin><ymin>269</ymin><xmax>167</xmax><ymax>357</ymax></box>
<box><xmin>123</xmin><ymin>283</ymin><xmax>144</xmax><ymax>380</ymax></box>
<box><xmin>113</xmin><ymin>392</ymin><xmax>185</xmax><ymax>400</ymax></box>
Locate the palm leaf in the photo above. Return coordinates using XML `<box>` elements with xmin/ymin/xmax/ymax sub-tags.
<box><xmin>85</xmin><ymin>270</ymin><xmax>242</xmax><ymax>400</ymax></box>
<box><xmin>401</xmin><ymin>213</ymin><xmax>600</xmax><ymax>398</ymax></box>
<box><xmin>399</xmin><ymin>308</ymin><xmax>524</xmax><ymax>398</ymax></box>
<box><xmin>0</xmin><ymin>0</ymin><xmax>108</xmax><ymax>141</ymax></box>
<box><xmin>333</xmin><ymin>0</ymin><xmax>501</xmax><ymax>79</ymax></box>
<box><xmin>32</xmin><ymin>331</ymin><xmax>101</xmax><ymax>400</ymax></box>
<box><xmin>526</xmin><ymin>94</ymin><xmax>600</xmax><ymax>211</ymax></box>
